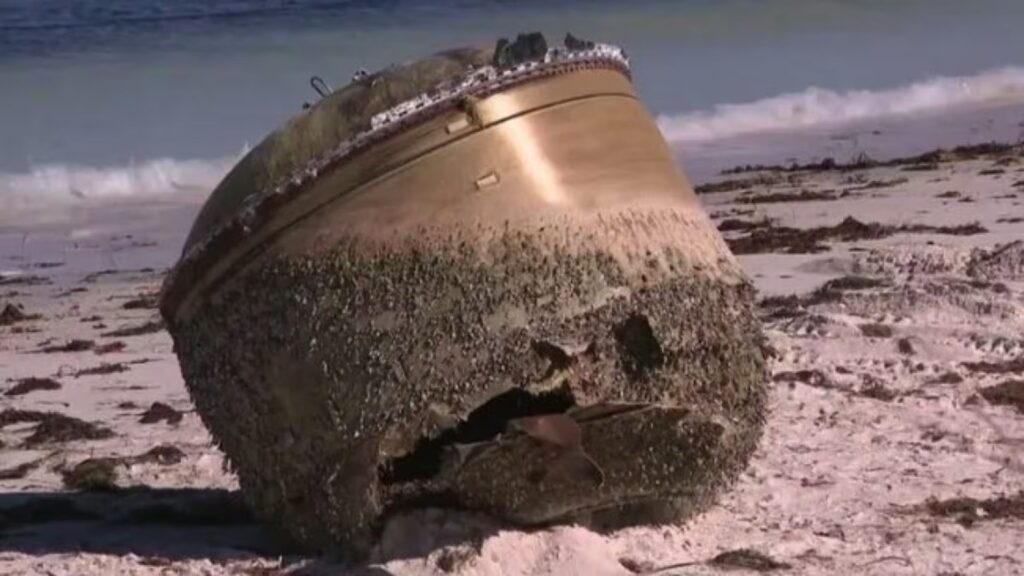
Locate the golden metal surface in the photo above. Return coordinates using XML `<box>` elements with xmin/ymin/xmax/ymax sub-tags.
<box><xmin>169</xmin><ymin>68</ymin><xmax>729</xmax><ymax>320</ymax></box>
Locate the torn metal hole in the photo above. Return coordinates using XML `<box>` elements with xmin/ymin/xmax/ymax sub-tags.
<box><xmin>379</xmin><ymin>387</ymin><xmax>576</xmax><ymax>485</ymax></box>
<box><xmin>614</xmin><ymin>313</ymin><xmax>664</xmax><ymax>380</ymax></box>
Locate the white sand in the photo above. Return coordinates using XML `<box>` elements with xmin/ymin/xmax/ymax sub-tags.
<box><xmin>1</xmin><ymin>154</ymin><xmax>1023</xmax><ymax>575</ymax></box>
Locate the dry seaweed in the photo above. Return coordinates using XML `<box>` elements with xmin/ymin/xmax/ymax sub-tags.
<box><xmin>736</xmin><ymin>189</ymin><xmax>836</xmax><ymax>204</ymax></box>
<box><xmin>139</xmin><ymin>402</ymin><xmax>184</xmax><ymax>425</ymax></box>
<box><xmin>101</xmin><ymin>319</ymin><xmax>165</xmax><ymax>338</ymax></box>
<box><xmin>134</xmin><ymin>444</ymin><xmax>187</xmax><ymax>465</ymax></box>
<box><xmin>0</xmin><ymin>409</ymin><xmax>114</xmax><ymax>446</ymax></box>
<box><xmin>718</xmin><ymin>218</ymin><xmax>775</xmax><ymax>233</ymax></box>
<box><xmin>0</xmin><ymin>458</ymin><xmax>43</xmax><ymax>480</ymax></box>
<box><xmin>62</xmin><ymin>458</ymin><xmax>120</xmax><ymax>491</ymax></box>
<box><xmin>4</xmin><ymin>377</ymin><xmax>61</xmax><ymax>396</ymax></box>
<box><xmin>74</xmin><ymin>362</ymin><xmax>130</xmax><ymax>377</ymax></box>
<box><xmin>842</xmin><ymin>177</ymin><xmax>908</xmax><ymax>192</ymax></box>
<box><xmin>37</xmin><ymin>339</ymin><xmax>95</xmax><ymax>353</ymax></box>
<box><xmin>897</xmin><ymin>338</ymin><xmax>916</xmax><ymax>356</ymax></box>
<box><xmin>123</xmin><ymin>294</ymin><xmax>159</xmax><ymax>310</ymax></box>
<box><xmin>722</xmin><ymin>142</ymin><xmax>1022</xmax><ymax>174</ymax></box>
<box><xmin>923</xmin><ymin>491</ymin><xmax>1024</xmax><ymax>527</ymax></box>
<box><xmin>926</xmin><ymin>372</ymin><xmax>964</xmax><ymax>385</ymax></box>
<box><xmin>94</xmin><ymin>340</ymin><xmax>127</xmax><ymax>355</ymax></box>
<box><xmin>0</xmin><ymin>303</ymin><xmax>40</xmax><ymax>326</ymax></box>
<box><xmin>858</xmin><ymin>376</ymin><xmax>898</xmax><ymax>402</ymax></box>
<box><xmin>773</xmin><ymin>370</ymin><xmax>832</xmax><ymax>389</ymax></box>
<box><xmin>727</xmin><ymin>217</ymin><xmax>987</xmax><ymax>255</ymax></box>
<box><xmin>859</xmin><ymin>323</ymin><xmax>894</xmax><ymax>338</ymax></box>
<box><xmin>709</xmin><ymin>549</ymin><xmax>792</xmax><ymax>571</ymax></box>
<box><xmin>694</xmin><ymin>174</ymin><xmax>781</xmax><ymax>194</ymax></box>
<box><xmin>961</xmin><ymin>357</ymin><xmax>1024</xmax><ymax>374</ymax></box>
<box><xmin>0</xmin><ymin>275</ymin><xmax>51</xmax><ymax>287</ymax></box>
<box><xmin>978</xmin><ymin>380</ymin><xmax>1024</xmax><ymax>413</ymax></box>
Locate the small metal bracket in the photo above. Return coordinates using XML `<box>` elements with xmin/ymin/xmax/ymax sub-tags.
<box><xmin>310</xmin><ymin>76</ymin><xmax>333</xmax><ymax>99</ymax></box>
<box><xmin>475</xmin><ymin>171</ymin><xmax>500</xmax><ymax>191</ymax></box>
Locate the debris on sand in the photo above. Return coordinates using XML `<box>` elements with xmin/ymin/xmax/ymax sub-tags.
<box><xmin>0</xmin><ymin>303</ymin><xmax>40</xmax><ymax>326</ymax></box>
<box><xmin>94</xmin><ymin>340</ymin><xmax>126</xmax><ymax>355</ymax></box>
<box><xmin>618</xmin><ymin>557</ymin><xmax>654</xmax><ymax>574</ymax></box>
<box><xmin>709</xmin><ymin>549</ymin><xmax>792</xmax><ymax>571</ymax></box>
<box><xmin>722</xmin><ymin>142</ymin><xmax>1023</xmax><ymax>175</ymax></box>
<box><xmin>139</xmin><ymin>402</ymin><xmax>184</xmax><ymax>425</ymax></box>
<box><xmin>695</xmin><ymin>174</ymin><xmax>783</xmax><ymax>194</ymax></box>
<box><xmin>926</xmin><ymin>371</ymin><xmax>964</xmax><ymax>385</ymax></box>
<box><xmin>922</xmin><ymin>491</ymin><xmax>1024</xmax><ymax>527</ymax></box>
<box><xmin>37</xmin><ymin>339</ymin><xmax>95</xmax><ymax>353</ymax></box>
<box><xmin>0</xmin><ymin>458</ymin><xmax>43</xmax><ymax>480</ymax></box>
<box><xmin>760</xmin><ymin>276</ymin><xmax>890</xmax><ymax>318</ymax></box>
<box><xmin>859</xmin><ymin>323</ymin><xmax>894</xmax><ymax>338</ymax></box>
<box><xmin>0</xmin><ymin>275</ymin><xmax>51</xmax><ymax>287</ymax></box>
<box><xmin>736</xmin><ymin>189</ymin><xmax>836</xmax><ymax>204</ymax></box>
<box><xmin>4</xmin><ymin>377</ymin><xmax>62</xmax><ymax>396</ymax></box>
<box><xmin>961</xmin><ymin>357</ymin><xmax>1024</xmax><ymax>374</ymax></box>
<box><xmin>967</xmin><ymin>240</ymin><xmax>1024</xmax><ymax>281</ymax></box>
<box><xmin>773</xmin><ymin>370</ymin><xmax>833</xmax><ymax>390</ymax></box>
<box><xmin>842</xmin><ymin>177</ymin><xmax>908</xmax><ymax>193</ymax></box>
<box><xmin>727</xmin><ymin>216</ymin><xmax>987</xmax><ymax>255</ymax></box>
<box><xmin>101</xmin><ymin>319</ymin><xmax>165</xmax><ymax>338</ymax></box>
<box><xmin>123</xmin><ymin>293</ymin><xmax>159</xmax><ymax>310</ymax></box>
<box><xmin>857</xmin><ymin>375</ymin><xmax>898</xmax><ymax>402</ymax></box>
<box><xmin>62</xmin><ymin>458</ymin><xmax>120</xmax><ymax>491</ymax></box>
<box><xmin>978</xmin><ymin>380</ymin><xmax>1024</xmax><ymax>413</ymax></box>
<box><xmin>718</xmin><ymin>218</ymin><xmax>776</xmax><ymax>233</ymax></box>
<box><xmin>896</xmin><ymin>338</ymin><xmax>916</xmax><ymax>356</ymax></box>
<box><xmin>133</xmin><ymin>444</ymin><xmax>187</xmax><ymax>465</ymax></box>
<box><xmin>0</xmin><ymin>409</ymin><xmax>114</xmax><ymax>446</ymax></box>
<box><xmin>73</xmin><ymin>362</ymin><xmax>130</xmax><ymax>377</ymax></box>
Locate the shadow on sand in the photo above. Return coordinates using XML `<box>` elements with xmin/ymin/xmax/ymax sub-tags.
<box><xmin>0</xmin><ymin>488</ymin><xmax>509</xmax><ymax>574</ymax></box>
<box><xmin>0</xmin><ymin>488</ymin><xmax>284</xmax><ymax>560</ymax></box>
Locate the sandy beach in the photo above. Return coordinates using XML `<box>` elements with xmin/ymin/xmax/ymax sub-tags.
<box><xmin>2</xmin><ymin>143</ymin><xmax>1024</xmax><ymax>575</ymax></box>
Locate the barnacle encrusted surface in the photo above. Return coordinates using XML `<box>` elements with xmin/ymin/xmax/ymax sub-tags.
<box><xmin>170</xmin><ymin>225</ymin><xmax>768</xmax><ymax>556</ymax></box>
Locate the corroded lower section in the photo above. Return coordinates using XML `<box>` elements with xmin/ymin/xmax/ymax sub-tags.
<box><xmin>169</xmin><ymin>229</ymin><xmax>767</xmax><ymax>556</ymax></box>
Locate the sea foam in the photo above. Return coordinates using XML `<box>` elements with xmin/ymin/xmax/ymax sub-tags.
<box><xmin>658</xmin><ymin>66</ymin><xmax>1024</xmax><ymax>143</ymax></box>
<box><xmin>0</xmin><ymin>156</ymin><xmax>236</xmax><ymax>202</ymax></box>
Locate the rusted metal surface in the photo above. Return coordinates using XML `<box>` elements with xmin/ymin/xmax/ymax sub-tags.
<box><xmin>161</xmin><ymin>33</ymin><xmax>768</xmax><ymax>558</ymax></box>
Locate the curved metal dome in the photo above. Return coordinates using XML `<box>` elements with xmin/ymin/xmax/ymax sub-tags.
<box><xmin>183</xmin><ymin>47</ymin><xmax>494</xmax><ymax>253</ymax></box>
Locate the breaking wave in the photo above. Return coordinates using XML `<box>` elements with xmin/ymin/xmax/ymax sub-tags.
<box><xmin>0</xmin><ymin>155</ymin><xmax>236</xmax><ymax>211</ymax></box>
<box><xmin>658</xmin><ymin>66</ymin><xmax>1024</xmax><ymax>143</ymax></box>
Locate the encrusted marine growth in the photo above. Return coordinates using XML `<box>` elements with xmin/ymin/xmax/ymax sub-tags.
<box><xmin>162</xmin><ymin>33</ymin><xmax>769</xmax><ymax>558</ymax></box>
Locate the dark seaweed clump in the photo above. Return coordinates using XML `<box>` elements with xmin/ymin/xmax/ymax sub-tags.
<box><xmin>5</xmin><ymin>377</ymin><xmax>62</xmax><ymax>396</ymax></box>
<box><xmin>0</xmin><ymin>409</ymin><xmax>114</xmax><ymax>446</ymax></box>
<box><xmin>727</xmin><ymin>217</ymin><xmax>987</xmax><ymax>255</ymax></box>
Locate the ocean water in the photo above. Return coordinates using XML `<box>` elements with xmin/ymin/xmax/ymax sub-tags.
<box><xmin>2</xmin><ymin>0</ymin><xmax>1024</xmax><ymax>212</ymax></box>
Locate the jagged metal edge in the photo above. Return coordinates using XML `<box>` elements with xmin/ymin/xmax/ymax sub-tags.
<box><xmin>162</xmin><ymin>45</ymin><xmax>630</xmax><ymax>311</ymax></box>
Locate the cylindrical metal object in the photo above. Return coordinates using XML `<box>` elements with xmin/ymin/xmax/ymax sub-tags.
<box><xmin>161</xmin><ymin>36</ymin><xmax>767</xmax><ymax>557</ymax></box>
